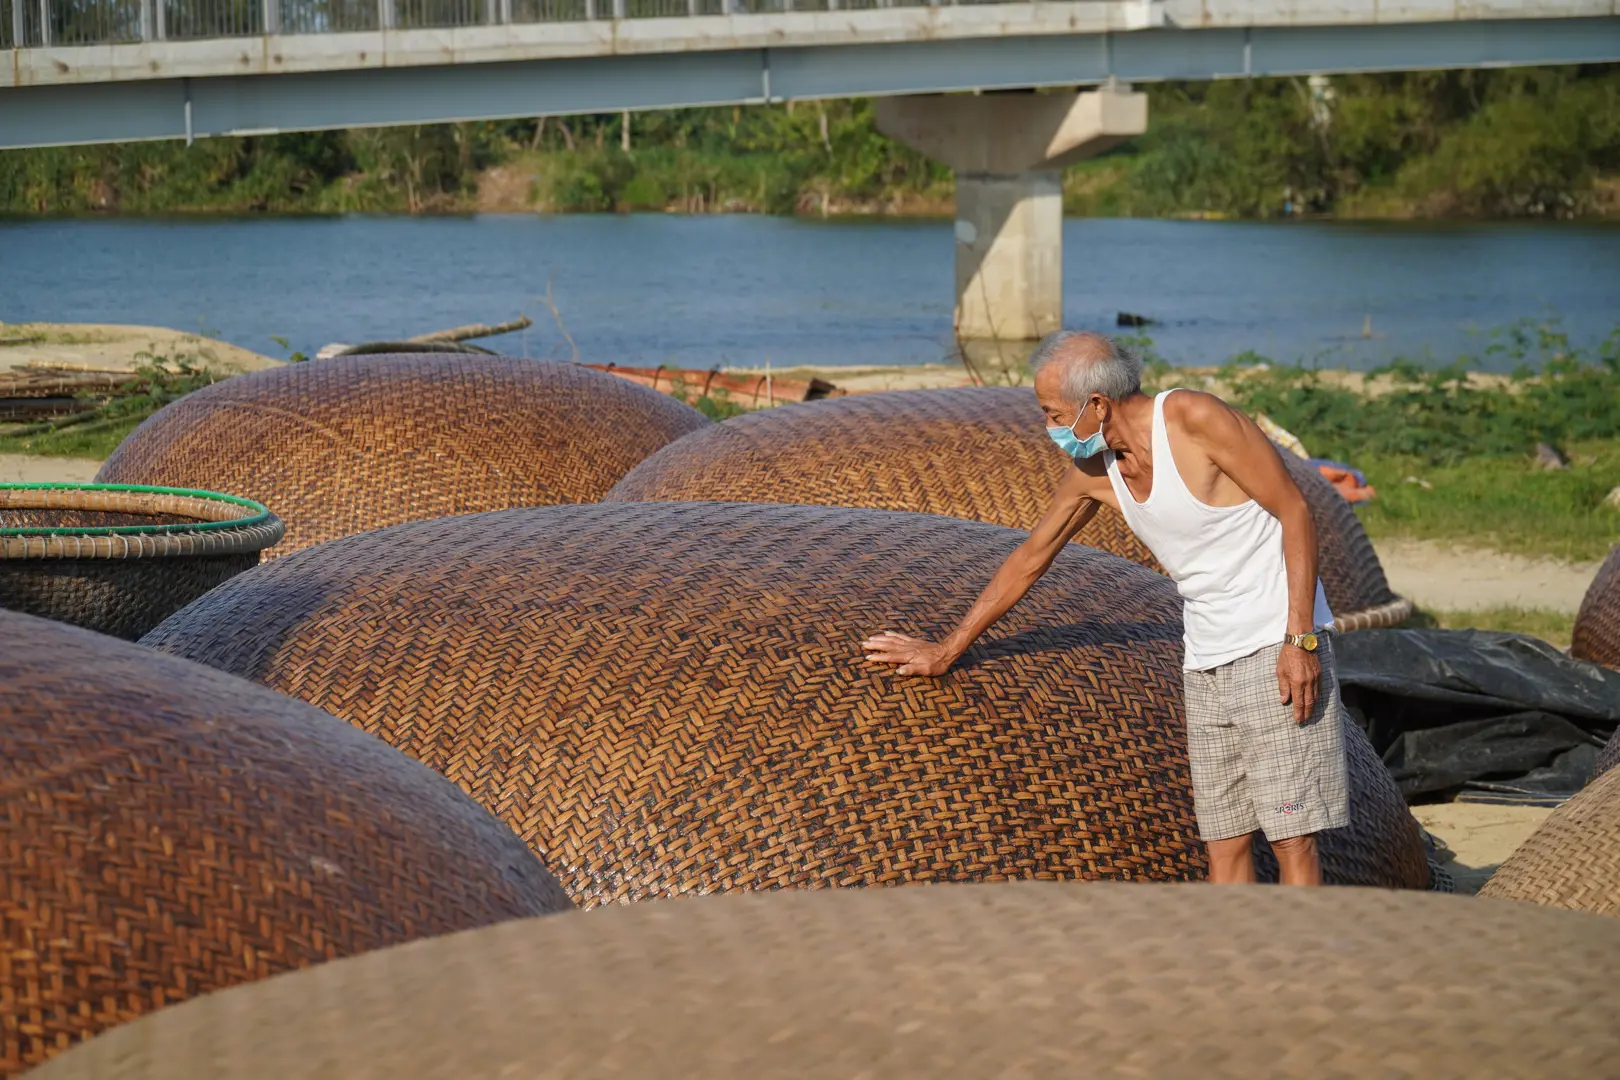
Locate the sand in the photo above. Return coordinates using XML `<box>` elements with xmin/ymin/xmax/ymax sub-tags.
<box><xmin>737</xmin><ymin>363</ymin><xmax>979</xmax><ymax>394</ymax></box>
<box><xmin>1377</xmin><ymin>539</ymin><xmax>1603</xmax><ymax>613</ymax></box>
<box><xmin>1413</xmin><ymin>802</ymin><xmax>1555</xmax><ymax>895</ymax></box>
<box><xmin>0</xmin><ymin>322</ymin><xmax>280</xmax><ymax>375</ymax></box>
<box><xmin>0</xmin><ymin>455</ymin><xmax>103</xmax><ymax>484</ymax></box>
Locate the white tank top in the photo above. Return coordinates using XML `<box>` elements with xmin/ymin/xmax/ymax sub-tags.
<box><xmin>1104</xmin><ymin>389</ymin><xmax>1334</xmax><ymax>671</ymax></box>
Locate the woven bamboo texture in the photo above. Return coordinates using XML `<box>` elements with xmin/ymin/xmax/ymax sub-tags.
<box><xmin>1571</xmin><ymin>543</ymin><xmax>1620</xmax><ymax>671</ymax></box>
<box><xmin>0</xmin><ymin>609</ymin><xmax>570</xmax><ymax>1078</ymax></box>
<box><xmin>28</xmin><ymin>882</ymin><xmax>1620</xmax><ymax>1080</ymax></box>
<box><xmin>1596</xmin><ymin>729</ymin><xmax>1620</xmax><ymax>781</ymax></box>
<box><xmin>0</xmin><ymin>484</ymin><xmax>283</xmax><ymax>640</ymax></box>
<box><xmin>1479</xmin><ymin>762</ymin><xmax>1620</xmax><ymax>917</ymax></box>
<box><xmin>142</xmin><ymin>502</ymin><xmax>1428</xmax><ymax>902</ymax></box>
<box><xmin>605</xmin><ymin>387</ymin><xmax>1406</xmax><ymax>629</ymax></box>
<box><xmin>94</xmin><ymin>354</ymin><xmax>711</xmax><ymax>559</ymax></box>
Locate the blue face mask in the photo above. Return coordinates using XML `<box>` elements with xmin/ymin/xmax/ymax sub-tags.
<box><xmin>1047</xmin><ymin>418</ymin><xmax>1108</xmax><ymax>460</ymax></box>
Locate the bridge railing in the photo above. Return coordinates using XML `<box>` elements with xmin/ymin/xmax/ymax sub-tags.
<box><xmin>3</xmin><ymin>0</ymin><xmax>1013</xmax><ymax>47</ymax></box>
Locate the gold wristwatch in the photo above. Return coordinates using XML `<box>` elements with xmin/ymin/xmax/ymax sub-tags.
<box><xmin>1283</xmin><ymin>631</ymin><xmax>1319</xmax><ymax>652</ymax></box>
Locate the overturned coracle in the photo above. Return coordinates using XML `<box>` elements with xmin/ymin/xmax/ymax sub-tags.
<box><xmin>0</xmin><ymin>610</ymin><xmax>570</xmax><ymax>1078</ymax></box>
<box><xmin>1572</xmin><ymin>543</ymin><xmax>1620</xmax><ymax>672</ymax></box>
<box><xmin>27</xmin><ymin>883</ymin><xmax>1620</xmax><ymax>1080</ymax></box>
<box><xmin>95</xmin><ymin>354</ymin><xmax>711</xmax><ymax>558</ymax></box>
<box><xmin>606</xmin><ymin>387</ymin><xmax>1409</xmax><ymax>629</ymax></box>
<box><xmin>142</xmin><ymin>502</ymin><xmax>1429</xmax><ymax>901</ymax></box>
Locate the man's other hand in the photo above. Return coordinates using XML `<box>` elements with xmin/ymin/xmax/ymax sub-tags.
<box><xmin>861</xmin><ymin>632</ymin><xmax>954</xmax><ymax>677</ymax></box>
<box><xmin>1277</xmin><ymin>645</ymin><xmax>1321</xmax><ymax>724</ymax></box>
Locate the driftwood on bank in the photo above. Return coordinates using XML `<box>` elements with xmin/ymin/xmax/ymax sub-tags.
<box><xmin>0</xmin><ymin>368</ymin><xmax>141</xmax><ymax>422</ymax></box>
<box><xmin>407</xmin><ymin>316</ymin><xmax>534</xmax><ymax>345</ymax></box>
<box><xmin>315</xmin><ymin>315</ymin><xmax>535</xmax><ymax>360</ymax></box>
<box><xmin>584</xmin><ymin>364</ymin><xmax>846</xmax><ymax>408</ymax></box>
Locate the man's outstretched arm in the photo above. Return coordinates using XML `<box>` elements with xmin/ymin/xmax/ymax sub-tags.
<box><xmin>862</xmin><ymin>467</ymin><xmax>1102</xmax><ymax>677</ymax></box>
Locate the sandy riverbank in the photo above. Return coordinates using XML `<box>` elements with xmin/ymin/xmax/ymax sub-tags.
<box><xmin>0</xmin><ymin>322</ymin><xmax>280</xmax><ymax>375</ymax></box>
<box><xmin>1414</xmin><ymin>802</ymin><xmax>1555</xmax><ymax>895</ymax></box>
<box><xmin>0</xmin><ymin>455</ymin><xmax>102</xmax><ymax>483</ymax></box>
<box><xmin>1379</xmin><ymin>540</ymin><xmax>1603</xmax><ymax>613</ymax></box>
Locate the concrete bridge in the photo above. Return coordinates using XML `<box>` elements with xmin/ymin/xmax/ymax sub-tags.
<box><xmin>5</xmin><ymin>0</ymin><xmax>1617</xmax><ymax>348</ymax></box>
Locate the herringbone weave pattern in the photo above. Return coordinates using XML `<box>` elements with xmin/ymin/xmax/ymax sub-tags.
<box><xmin>142</xmin><ymin>503</ymin><xmax>1428</xmax><ymax>902</ymax></box>
<box><xmin>95</xmin><ymin>354</ymin><xmax>711</xmax><ymax>559</ymax></box>
<box><xmin>1480</xmin><ymin>763</ymin><xmax>1620</xmax><ymax>917</ymax></box>
<box><xmin>1572</xmin><ymin>543</ymin><xmax>1620</xmax><ymax>671</ymax></box>
<box><xmin>605</xmin><ymin>388</ymin><xmax>1404</xmax><ymax>628</ymax></box>
<box><xmin>0</xmin><ymin>555</ymin><xmax>261</xmax><ymax>640</ymax></box>
<box><xmin>0</xmin><ymin>610</ymin><xmax>571</xmax><ymax>1078</ymax></box>
<box><xmin>27</xmin><ymin>883</ymin><xmax>1620</xmax><ymax>1080</ymax></box>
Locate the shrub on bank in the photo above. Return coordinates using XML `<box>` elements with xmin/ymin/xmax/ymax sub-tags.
<box><xmin>1190</xmin><ymin>321</ymin><xmax>1620</xmax><ymax>465</ymax></box>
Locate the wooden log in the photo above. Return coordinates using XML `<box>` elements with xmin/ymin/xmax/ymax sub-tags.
<box><xmin>407</xmin><ymin>316</ymin><xmax>533</xmax><ymax>345</ymax></box>
<box><xmin>0</xmin><ymin>397</ymin><xmax>98</xmax><ymax>422</ymax></box>
<box><xmin>0</xmin><ymin>405</ymin><xmax>120</xmax><ymax>436</ymax></box>
<box><xmin>583</xmin><ymin>364</ymin><xmax>845</xmax><ymax>409</ymax></box>
<box><xmin>0</xmin><ymin>369</ymin><xmax>138</xmax><ymax>397</ymax></box>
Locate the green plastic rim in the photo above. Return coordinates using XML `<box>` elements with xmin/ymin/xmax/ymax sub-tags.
<box><xmin>0</xmin><ymin>482</ymin><xmax>273</xmax><ymax>537</ymax></box>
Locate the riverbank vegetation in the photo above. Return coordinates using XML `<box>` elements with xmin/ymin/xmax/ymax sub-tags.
<box><xmin>5</xmin><ymin>319</ymin><xmax>1615</xmax><ymax>571</ymax></box>
<box><xmin>0</xmin><ymin>353</ymin><xmax>214</xmax><ymax>459</ymax></box>
<box><xmin>1142</xmin><ymin>320</ymin><xmax>1620</xmax><ymax>562</ymax></box>
<box><xmin>3</xmin><ymin>64</ymin><xmax>1618</xmax><ymax>218</ymax></box>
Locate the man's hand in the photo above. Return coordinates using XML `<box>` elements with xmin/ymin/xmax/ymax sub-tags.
<box><xmin>1277</xmin><ymin>645</ymin><xmax>1321</xmax><ymax>724</ymax></box>
<box><xmin>862</xmin><ymin>632</ymin><xmax>955</xmax><ymax>677</ymax></box>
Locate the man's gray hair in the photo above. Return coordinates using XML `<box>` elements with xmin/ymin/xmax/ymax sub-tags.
<box><xmin>1027</xmin><ymin>330</ymin><xmax>1142</xmax><ymax>403</ymax></box>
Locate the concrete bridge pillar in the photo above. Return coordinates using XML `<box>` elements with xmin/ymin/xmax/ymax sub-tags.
<box><xmin>876</xmin><ymin>87</ymin><xmax>1148</xmax><ymax>350</ymax></box>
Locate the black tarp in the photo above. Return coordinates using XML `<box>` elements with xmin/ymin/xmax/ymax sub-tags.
<box><xmin>1333</xmin><ymin>629</ymin><xmax>1620</xmax><ymax>800</ymax></box>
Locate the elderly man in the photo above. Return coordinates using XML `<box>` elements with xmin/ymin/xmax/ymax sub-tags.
<box><xmin>862</xmin><ymin>330</ymin><xmax>1345</xmax><ymax>885</ymax></box>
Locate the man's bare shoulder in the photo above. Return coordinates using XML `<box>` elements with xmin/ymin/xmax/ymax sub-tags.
<box><xmin>1163</xmin><ymin>388</ymin><xmax>1248</xmax><ymax>440</ymax></box>
<box><xmin>1163</xmin><ymin>387</ymin><xmax>1239</xmax><ymax>424</ymax></box>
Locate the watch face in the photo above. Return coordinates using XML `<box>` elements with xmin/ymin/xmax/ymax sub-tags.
<box><xmin>1301</xmin><ymin>633</ymin><xmax>1319</xmax><ymax>651</ymax></box>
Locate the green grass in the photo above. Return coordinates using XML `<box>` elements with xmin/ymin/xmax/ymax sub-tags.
<box><xmin>1402</xmin><ymin>605</ymin><xmax>1577</xmax><ymax>648</ymax></box>
<box><xmin>1135</xmin><ymin>317</ymin><xmax>1620</xmax><ymax>563</ymax></box>
<box><xmin>0</xmin><ymin>353</ymin><xmax>216</xmax><ymax>462</ymax></box>
<box><xmin>665</xmin><ymin>377</ymin><xmax>750</xmax><ymax>421</ymax></box>
<box><xmin>0</xmin><ymin>416</ymin><xmax>145</xmax><ymax>460</ymax></box>
<box><xmin>1354</xmin><ymin>437</ymin><xmax>1620</xmax><ymax>563</ymax></box>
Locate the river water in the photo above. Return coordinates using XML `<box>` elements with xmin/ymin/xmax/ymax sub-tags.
<box><xmin>2</xmin><ymin>214</ymin><xmax>1617</xmax><ymax>370</ymax></box>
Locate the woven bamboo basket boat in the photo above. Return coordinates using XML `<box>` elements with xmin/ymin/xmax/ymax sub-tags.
<box><xmin>1571</xmin><ymin>543</ymin><xmax>1620</xmax><ymax>671</ymax></box>
<box><xmin>1596</xmin><ymin>730</ymin><xmax>1620</xmax><ymax>781</ymax></box>
<box><xmin>142</xmin><ymin>502</ymin><xmax>1429</xmax><ymax>900</ymax></box>
<box><xmin>1479</xmin><ymin>762</ymin><xmax>1620</xmax><ymax>918</ymax></box>
<box><xmin>0</xmin><ymin>482</ymin><xmax>283</xmax><ymax>640</ymax></box>
<box><xmin>0</xmin><ymin>608</ymin><xmax>570</xmax><ymax>1079</ymax></box>
<box><xmin>27</xmin><ymin>882</ymin><xmax>1620</xmax><ymax>1080</ymax></box>
<box><xmin>94</xmin><ymin>354</ymin><xmax>711</xmax><ymax>559</ymax></box>
<box><xmin>605</xmin><ymin>387</ymin><xmax>1410</xmax><ymax>630</ymax></box>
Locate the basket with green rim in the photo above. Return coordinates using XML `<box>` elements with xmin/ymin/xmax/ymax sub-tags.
<box><xmin>1</xmin><ymin>482</ymin><xmax>283</xmax><ymax>640</ymax></box>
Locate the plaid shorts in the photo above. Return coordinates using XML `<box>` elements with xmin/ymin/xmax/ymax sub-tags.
<box><xmin>1183</xmin><ymin>639</ymin><xmax>1351</xmax><ymax>843</ymax></box>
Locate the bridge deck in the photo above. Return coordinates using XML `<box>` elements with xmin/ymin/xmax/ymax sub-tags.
<box><xmin>3</xmin><ymin>0</ymin><xmax>1618</xmax><ymax>148</ymax></box>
